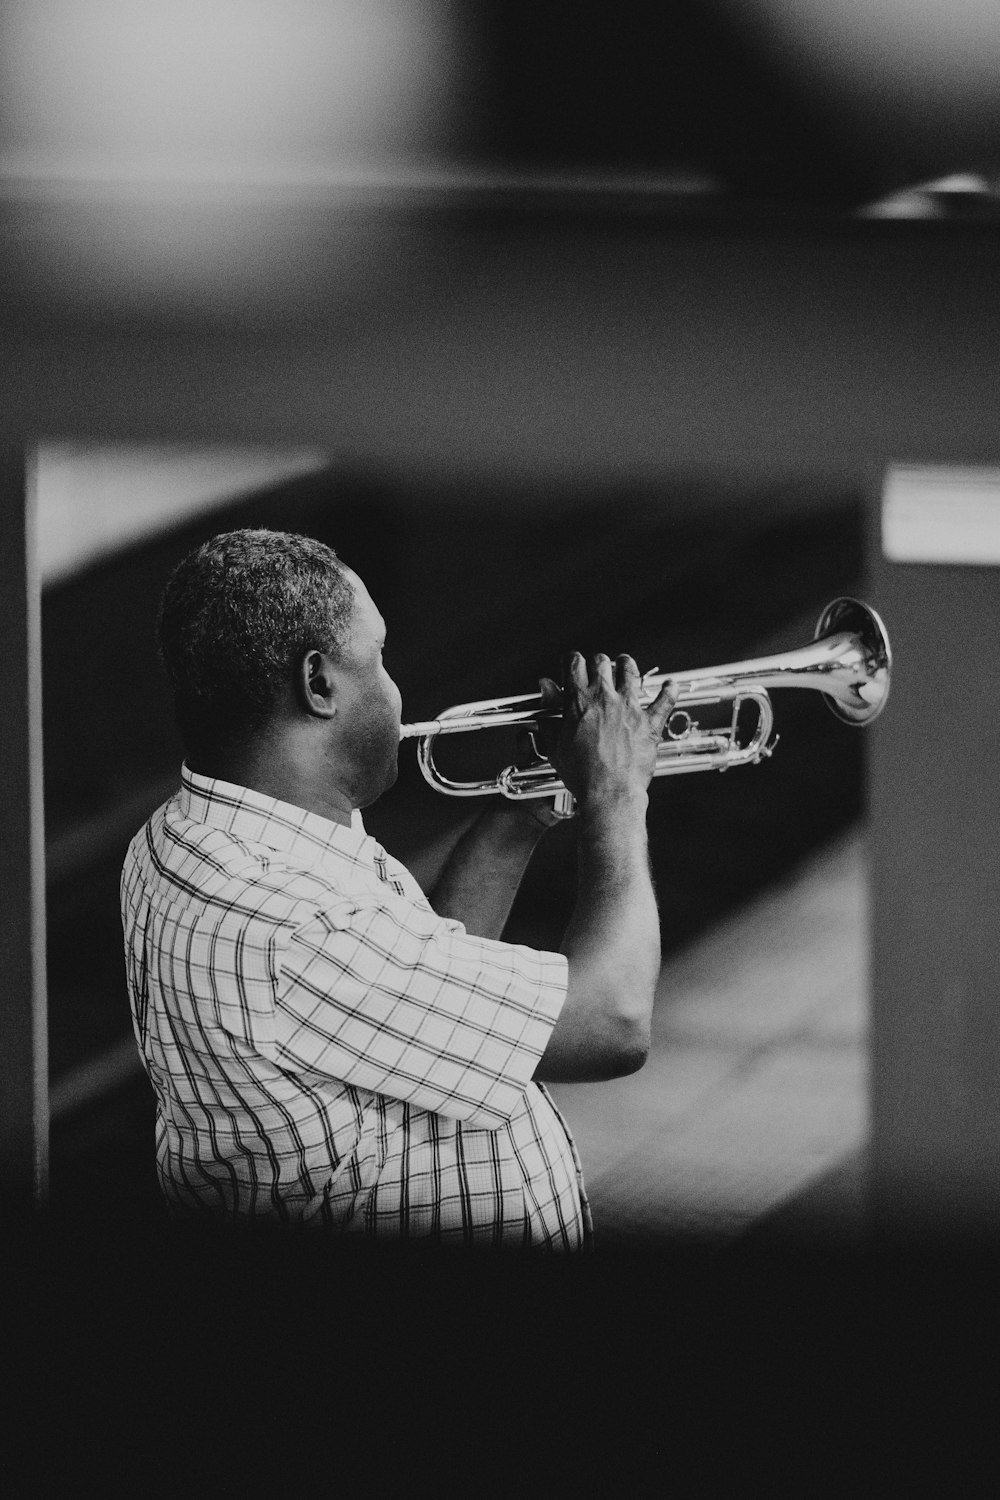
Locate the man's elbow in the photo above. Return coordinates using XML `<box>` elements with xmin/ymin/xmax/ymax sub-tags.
<box><xmin>578</xmin><ymin>965</ymin><xmax>657</xmax><ymax>1078</ymax></box>
<box><xmin>533</xmin><ymin>1013</ymin><xmax>651</xmax><ymax>1084</ymax></box>
<box><xmin>608</xmin><ymin>1018</ymin><xmax>651</xmax><ymax>1077</ymax></box>
<box><xmin>585</xmin><ymin>1011</ymin><xmax>650</xmax><ymax>1078</ymax></box>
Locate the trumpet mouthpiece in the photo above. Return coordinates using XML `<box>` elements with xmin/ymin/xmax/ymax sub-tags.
<box><xmin>399</xmin><ymin>720</ymin><xmax>443</xmax><ymax>740</ymax></box>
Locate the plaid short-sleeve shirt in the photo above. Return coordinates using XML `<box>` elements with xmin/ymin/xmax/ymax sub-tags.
<box><xmin>120</xmin><ymin>767</ymin><xmax>591</xmax><ymax>1250</ymax></box>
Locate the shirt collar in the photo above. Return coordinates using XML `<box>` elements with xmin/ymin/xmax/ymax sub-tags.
<box><xmin>177</xmin><ymin>764</ymin><xmax>374</xmax><ymax>869</ymax></box>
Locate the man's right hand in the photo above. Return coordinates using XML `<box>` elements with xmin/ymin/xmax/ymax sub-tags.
<box><xmin>532</xmin><ymin>652</ymin><xmax>677</xmax><ymax>1084</ymax></box>
<box><xmin>537</xmin><ymin>652</ymin><xmax>676</xmax><ymax>812</ymax></box>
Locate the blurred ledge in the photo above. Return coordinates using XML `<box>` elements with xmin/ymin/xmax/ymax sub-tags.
<box><xmin>0</xmin><ymin>156</ymin><xmax>721</xmax><ymax>210</ymax></box>
<box><xmin>7</xmin><ymin>155</ymin><xmax>1000</xmax><ymax>228</ymax></box>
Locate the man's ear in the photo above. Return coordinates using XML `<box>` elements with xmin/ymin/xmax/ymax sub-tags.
<box><xmin>295</xmin><ymin>649</ymin><xmax>338</xmax><ymax>718</ymax></box>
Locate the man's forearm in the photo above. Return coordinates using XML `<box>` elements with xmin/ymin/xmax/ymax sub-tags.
<box><xmin>427</xmin><ymin>803</ymin><xmax>553</xmax><ymax>939</ymax></box>
<box><xmin>562</xmin><ymin>793</ymin><xmax>661</xmax><ymax>1024</ymax></box>
<box><xmin>534</xmin><ymin>790</ymin><xmax>661</xmax><ymax>1082</ymax></box>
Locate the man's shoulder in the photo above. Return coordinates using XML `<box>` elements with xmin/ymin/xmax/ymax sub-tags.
<box><xmin>124</xmin><ymin>797</ymin><xmax>384</xmax><ymax>924</ymax></box>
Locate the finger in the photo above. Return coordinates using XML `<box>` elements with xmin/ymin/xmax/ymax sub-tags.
<box><xmin>588</xmin><ymin>653</ymin><xmax>615</xmax><ymax>691</ymax></box>
<box><xmin>645</xmin><ymin>679</ymin><xmax>679</xmax><ymax>736</ymax></box>
<box><xmin>563</xmin><ymin>651</ymin><xmax>587</xmax><ymax>689</ymax></box>
<box><xmin>538</xmin><ymin>676</ymin><xmax>563</xmax><ymax>713</ymax></box>
<box><xmin>554</xmin><ymin>653</ymin><xmax>588</xmax><ymax>724</ymax></box>
<box><xmin>615</xmin><ymin>654</ymin><xmax>640</xmax><ymax>697</ymax></box>
<box><xmin>561</xmin><ymin>652</ymin><xmax>588</xmax><ymax>710</ymax></box>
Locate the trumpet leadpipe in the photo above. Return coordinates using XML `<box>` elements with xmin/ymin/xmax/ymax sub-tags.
<box><xmin>399</xmin><ymin>706</ymin><xmax>538</xmax><ymax>740</ymax></box>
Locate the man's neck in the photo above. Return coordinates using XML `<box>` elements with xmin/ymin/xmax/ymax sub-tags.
<box><xmin>192</xmin><ymin>739</ymin><xmax>355</xmax><ymax>829</ymax></box>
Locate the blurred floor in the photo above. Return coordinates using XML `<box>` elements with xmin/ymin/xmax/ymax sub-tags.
<box><xmin>550</xmin><ymin>824</ymin><xmax>868</xmax><ymax>1248</ymax></box>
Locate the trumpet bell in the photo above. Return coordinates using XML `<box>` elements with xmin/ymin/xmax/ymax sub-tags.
<box><xmin>812</xmin><ymin>596</ymin><xmax>892</xmax><ymax>725</ymax></box>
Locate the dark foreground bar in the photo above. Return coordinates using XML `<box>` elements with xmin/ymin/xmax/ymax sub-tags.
<box><xmin>3</xmin><ymin>1206</ymin><xmax>997</xmax><ymax>1492</ymax></box>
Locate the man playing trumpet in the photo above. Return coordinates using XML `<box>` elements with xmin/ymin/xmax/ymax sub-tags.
<box><xmin>121</xmin><ymin>527</ymin><xmax>675</xmax><ymax>1249</ymax></box>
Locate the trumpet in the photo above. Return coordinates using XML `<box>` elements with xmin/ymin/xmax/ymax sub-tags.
<box><xmin>400</xmin><ymin>597</ymin><xmax>891</xmax><ymax>818</ymax></box>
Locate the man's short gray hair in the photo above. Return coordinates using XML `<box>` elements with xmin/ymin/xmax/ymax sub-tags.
<box><xmin>157</xmin><ymin>528</ymin><xmax>355</xmax><ymax>755</ymax></box>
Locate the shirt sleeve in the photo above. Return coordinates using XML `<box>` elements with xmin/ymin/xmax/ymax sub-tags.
<box><xmin>272</xmin><ymin>885</ymin><xmax>568</xmax><ymax>1128</ymax></box>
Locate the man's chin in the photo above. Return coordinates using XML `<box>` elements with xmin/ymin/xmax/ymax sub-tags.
<box><xmin>359</xmin><ymin>760</ymin><xmax>399</xmax><ymax>809</ymax></box>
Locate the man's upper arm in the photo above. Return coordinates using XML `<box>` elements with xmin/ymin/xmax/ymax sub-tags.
<box><xmin>273</xmin><ymin>889</ymin><xmax>567</xmax><ymax>1127</ymax></box>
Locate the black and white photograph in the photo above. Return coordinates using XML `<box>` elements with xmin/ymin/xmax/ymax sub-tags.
<box><xmin>2</xmin><ymin>3</ymin><xmax>1000</xmax><ymax>1491</ymax></box>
